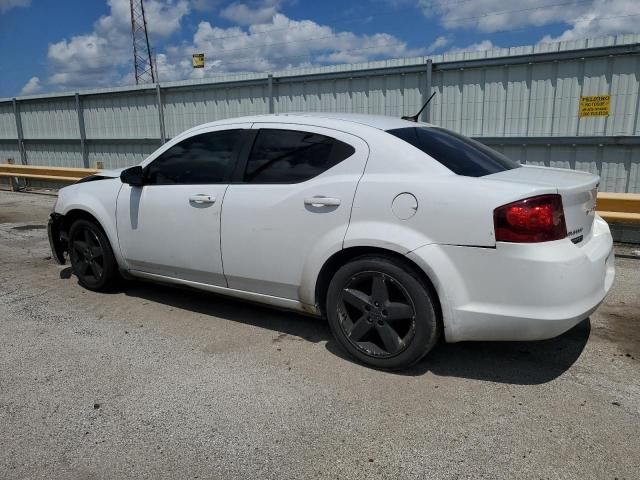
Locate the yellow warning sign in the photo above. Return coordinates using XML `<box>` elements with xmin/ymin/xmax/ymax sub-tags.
<box><xmin>579</xmin><ymin>95</ymin><xmax>610</xmax><ymax>117</ymax></box>
<box><xmin>192</xmin><ymin>53</ymin><xmax>205</xmax><ymax>68</ymax></box>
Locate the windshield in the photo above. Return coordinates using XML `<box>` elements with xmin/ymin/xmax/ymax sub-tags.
<box><xmin>387</xmin><ymin>126</ymin><xmax>521</xmax><ymax>177</ymax></box>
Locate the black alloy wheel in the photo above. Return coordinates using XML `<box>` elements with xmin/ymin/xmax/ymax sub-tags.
<box><xmin>69</xmin><ymin>219</ymin><xmax>119</xmax><ymax>291</ymax></box>
<box><xmin>339</xmin><ymin>272</ymin><xmax>416</xmax><ymax>358</ymax></box>
<box><xmin>326</xmin><ymin>255</ymin><xmax>440</xmax><ymax>370</ymax></box>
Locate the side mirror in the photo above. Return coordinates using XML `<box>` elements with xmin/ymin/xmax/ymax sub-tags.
<box><xmin>120</xmin><ymin>166</ymin><xmax>145</xmax><ymax>187</ymax></box>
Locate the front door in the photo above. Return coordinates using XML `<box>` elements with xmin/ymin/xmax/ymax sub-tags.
<box><xmin>116</xmin><ymin>125</ymin><xmax>251</xmax><ymax>286</ymax></box>
<box><xmin>221</xmin><ymin>124</ymin><xmax>369</xmax><ymax>302</ymax></box>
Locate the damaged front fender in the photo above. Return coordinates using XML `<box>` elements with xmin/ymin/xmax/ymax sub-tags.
<box><xmin>47</xmin><ymin>213</ymin><xmax>67</xmax><ymax>264</ymax></box>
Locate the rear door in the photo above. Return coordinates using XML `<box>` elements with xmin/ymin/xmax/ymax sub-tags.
<box><xmin>220</xmin><ymin>124</ymin><xmax>368</xmax><ymax>301</ymax></box>
<box><xmin>116</xmin><ymin>125</ymin><xmax>252</xmax><ymax>285</ymax></box>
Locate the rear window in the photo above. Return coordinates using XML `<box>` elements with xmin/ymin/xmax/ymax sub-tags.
<box><xmin>244</xmin><ymin>129</ymin><xmax>355</xmax><ymax>184</ymax></box>
<box><xmin>387</xmin><ymin>126</ymin><xmax>520</xmax><ymax>177</ymax></box>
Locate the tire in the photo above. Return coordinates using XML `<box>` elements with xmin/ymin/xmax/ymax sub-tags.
<box><xmin>326</xmin><ymin>255</ymin><xmax>440</xmax><ymax>370</ymax></box>
<box><xmin>68</xmin><ymin>219</ymin><xmax>120</xmax><ymax>292</ymax></box>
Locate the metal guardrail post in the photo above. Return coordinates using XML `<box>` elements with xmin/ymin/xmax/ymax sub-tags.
<box><xmin>12</xmin><ymin>98</ymin><xmax>27</xmax><ymax>166</ymax></box>
<box><xmin>156</xmin><ymin>83</ymin><xmax>166</xmax><ymax>145</ymax></box>
<box><xmin>75</xmin><ymin>93</ymin><xmax>89</xmax><ymax>168</ymax></box>
<box><xmin>423</xmin><ymin>59</ymin><xmax>432</xmax><ymax>122</ymax></box>
<box><xmin>267</xmin><ymin>74</ymin><xmax>274</xmax><ymax>114</ymax></box>
<box><xmin>3</xmin><ymin>158</ymin><xmax>18</xmax><ymax>191</ymax></box>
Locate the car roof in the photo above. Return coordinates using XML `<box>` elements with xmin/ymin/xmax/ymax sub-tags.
<box><xmin>181</xmin><ymin>112</ymin><xmax>433</xmax><ymax>137</ymax></box>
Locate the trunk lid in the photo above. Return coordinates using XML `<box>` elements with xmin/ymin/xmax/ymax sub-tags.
<box><xmin>488</xmin><ymin>165</ymin><xmax>599</xmax><ymax>245</ymax></box>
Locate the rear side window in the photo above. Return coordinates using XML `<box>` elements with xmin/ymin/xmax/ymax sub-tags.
<box><xmin>145</xmin><ymin>129</ymin><xmax>246</xmax><ymax>185</ymax></box>
<box><xmin>387</xmin><ymin>127</ymin><xmax>520</xmax><ymax>177</ymax></box>
<box><xmin>244</xmin><ymin>129</ymin><xmax>355</xmax><ymax>184</ymax></box>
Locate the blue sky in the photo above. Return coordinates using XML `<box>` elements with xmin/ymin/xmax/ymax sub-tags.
<box><xmin>0</xmin><ymin>0</ymin><xmax>638</xmax><ymax>97</ymax></box>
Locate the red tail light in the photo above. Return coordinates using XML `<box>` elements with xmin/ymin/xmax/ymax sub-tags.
<box><xmin>494</xmin><ymin>194</ymin><xmax>567</xmax><ymax>243</ymax></box>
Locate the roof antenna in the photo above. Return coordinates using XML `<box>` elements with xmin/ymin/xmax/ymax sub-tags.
<box><xmin>402</xmin><ymin>91</ymin><xmax>436</xmax><ymax>122</ymax></box>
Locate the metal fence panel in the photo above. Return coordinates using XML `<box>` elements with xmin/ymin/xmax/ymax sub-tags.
<box><xmin>528</xmin><ymin>63</ymin><xmax>555</xmax><ymax>136</ymax></box>
<box><xmin>499</xmin><ymin>144</ymin><xmax>523</xmax><ymax>163</ymax></box>
<box><xmin>552</xmin><ymin>60</ymin><xmax>581</xmax><ymax>136</ymax></box>
<box><xmin>607</xmin><ymin>55</ymin><xmax>639</xmax><ymax>136</ymax></box>
<box><xmin>24</xmin><ymin>142</ymin><xmax>82</xmax><ymax>167</ymax></box>
<box><xmin>0</xmin><ymin>141</ymin><xmax>19</xmax><ymax>163</ymax></box>
<box><xmin>461</xmin><ymin>69</ymin><xmax>484</xmax><ymax>136</ymax></box>
<box><xmin>83</xmin><ymin>93</ymin><xmax>159</xmax><ymax>139</ymax></box>
<box><xmin>575</xmin><ymin>145</ymin><xmax>599</xmax><ymax>177</ymax></box>
<box><xmin>481</xmin><ymin>67</ymin><xmax>507</xmax><ymax>137</ymax></box>
<box><xmin>0</xmin><ymin>104</ymin><xmax>17</xmax><ymax>139</ymax></box>
<box><xmin>505</xmin><ymin>65</ymin><xmax>530</xmax><ymax>137</ymax></box>
<box><xmin>600</xmin><ymin>145</ymin><xmax>628</xmax><ymax>192</ymax></box>
<box><xmin>163</xmin><ymin>84</ymin><xmax>269</xmax><ymax>138</ymax></box>
<box><xmin>20</xmin><ymin>99</ymin><xmax>78</xmax><ymax>139</ymax></box>
<box><xmin>87</xmin><ymin>141</ymin><xmax>158</xmax><ymax>170</ymax></box>
<box><xmin>0</xmin><ymin>35</ymin><xmax>640</xmax><ymax>191</ymax></box>
<box><xmin>549</xmin><ymin>145</ymin><xmax>573</xmax><ymax>170</ymax></box>
<box><xmin>630</xmin><ymin>147</ymin><xmax>640</xmax><ymax>193</ymax></box>
<box><xmin>436</xmin><ymin>70</ymin><xmax>463</xmax><ymax>133</ymax></box>
<box><xmin>351</xmin><ymin>77</ymin><xmax>370</xmax><ymax>113</ymax></box>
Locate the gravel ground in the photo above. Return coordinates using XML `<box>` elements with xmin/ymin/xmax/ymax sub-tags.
<box><xmin>0</xmin><ymin>189</ymin><xmax>639</xmax><ymax>480</ymax></box>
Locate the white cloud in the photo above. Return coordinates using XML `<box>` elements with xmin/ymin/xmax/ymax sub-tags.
<box><xmin>540</xmin><ymin>0</ymin><xmax>640</xmax><ymax>42</ymax></box>
<box><xmin>447</xmin><ymin>40</ymin><xmax>497</xmax><ymax>54</ymax></box>
<box><xmin>0</xmin><ymin>0</ymin><xmax>29</xmax><ymax>13</ymax></box>
<box><xmin>417</xmin><ymin>0</ymin><xmax>579</xmax><ymax>32</ymax></box>
<box><xmin>33</xmin><ymin>0</ymin><xmax>421</xmax><ymax>93</ymax></box>
<box><xmin>20</xmin><ymin>76</ymin><xmax>42</xmax><ymax>95</ymax></box>
<box><xmin>41</xmin><ymin>0</ymin><xmax>190</xmax><ymax>90</ymax></box>
<box><xmin>140</xmin><ymin>0</ymin><xmax>191</xmax><ymax>37</ymax></box>
<box><xmin>426</xmin><ymin>35</ymin><xmax>449</xmax><ymax>53</ymax></box>
<box><xmin>416</xmin><ymin>0</ymin><xmax>640</xmax><ymax>39</ymax></box>
<box><xmin>190</xmin><ymin>0</ymin><xmax>220</xmax><ymax>10</ymax></box>
<box><xmin>157</xmin><ymin>12</ymin><xmax>423</xmax><ymax>80</ymax></box>
<box><xmin>93</xmin><ymin>0</ymin><xmax>190</xmax><ymax>38</ymax></box>
<box><xmin>220</xmin><ymin>1</ymin><xmax>280</xmax><ymax>26</ymax></box>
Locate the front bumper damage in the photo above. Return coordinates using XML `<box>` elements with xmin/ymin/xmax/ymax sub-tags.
<box><xmin>48</xmin><ymin>213</ymin><xmax>67</xmax><ymax>265</ymax></box>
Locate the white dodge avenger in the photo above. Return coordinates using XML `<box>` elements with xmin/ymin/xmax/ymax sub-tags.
<box><xmin>48</xmin><ymin>113</ymin><xmax>615</xmax><ymax>369</ymax></box>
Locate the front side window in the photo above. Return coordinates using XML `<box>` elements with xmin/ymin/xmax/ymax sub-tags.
<box><xmin>145</xmin><ymin>129</ymin><xmax>246</xmax><ymax>185</ymax></box>
<box><xmin>387</xmin><ymin>126</ymin><xmax>521</xmax><ymax>177</ymax></box>
<box><xmin>244</xmin><ymin>129</ymin><xmax>355</xmax><ymax>184</ymax></box>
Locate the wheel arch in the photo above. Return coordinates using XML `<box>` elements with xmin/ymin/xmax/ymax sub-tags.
<box><xmin>314</xmin><ymin>246</ymin><xmax>442</xmax><ymax>322</ymax></box>
<box><xmin>59</xmin><ymin>206</ymin><xmax>124</xmax><ymax>268</ymax></box>
<box><xmin>61</xmin><ymin>209</ymin><xmax>104</xmax><ymax>232</ymax></box>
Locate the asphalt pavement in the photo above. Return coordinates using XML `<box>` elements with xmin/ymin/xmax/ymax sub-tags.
<box><xmin>0</xmin><ymin>189</ymin><xmax>639</xmax><ymax>479</ymax></box>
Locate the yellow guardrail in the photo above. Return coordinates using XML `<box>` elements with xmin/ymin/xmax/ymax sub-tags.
<box><xmin>596</xmin><ymin>192</ymin><xmax>640</xmax><ymax>224</ymax></box>
<box><xmin>0</xmin><ymin>164</ymin><xmax>98</xmax><ymax>183</ymax></box>
<box><xmin>1</xmin><ymin>163</ymin><xmax>639</xmax><ymax>224</ymax></box>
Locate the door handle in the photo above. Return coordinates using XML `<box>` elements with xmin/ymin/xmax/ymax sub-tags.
<box><xmin>304</xmin><ymin>196</ymin><xmax>341</xmax><ymax>207</ymax></box>
<box><xmin>189</xmin><ymin>194</ymin><xmax>216</xmax><ymax>204</ymax></box>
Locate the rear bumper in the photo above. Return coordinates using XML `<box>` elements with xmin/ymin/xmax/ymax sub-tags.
<box><xmin>48</xmin><ymin>213</ymin><xmax>67</xmax><ymax>265</ymax></box>
<box><xmin>408</xmin><ymin>215</ymin><xmax>615</xmax><ymax>343</ymax></box>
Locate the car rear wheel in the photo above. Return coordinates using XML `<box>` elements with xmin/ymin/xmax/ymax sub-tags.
<box><xmin>326</xmin><ymin>255</ymin><xmax>440</xmax><ymax>370</ymax></box>
<box><xmin>68</xmin><ymin>219</ymin><xmax>119</xmax><ymax>291</ymax></box>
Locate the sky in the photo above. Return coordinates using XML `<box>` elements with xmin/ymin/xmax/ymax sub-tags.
<box><xmin>0</xmin><ymin>0</ymin><xmax>639</xmax><ymax>98</ymax></box>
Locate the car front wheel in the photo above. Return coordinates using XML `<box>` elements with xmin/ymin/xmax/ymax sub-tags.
<box><xmin>326</xmin><ymin>255</ymin><xmax>440</xmax><ymax>370</ymax></box>
<box><xmin>68</xmin><ymin>219</ymin><xmax>119</xmax><ymax>291</ymax></box>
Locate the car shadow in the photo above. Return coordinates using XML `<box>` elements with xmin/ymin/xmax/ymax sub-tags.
<box><xmin>121</xmin><ymin>279</ymin><xmax>330</xmax><ymax>343</ymax></box>
<box><xmin>62</xmin><ymin>272</ymin><xmax>590</xmax><ymax>385</ymax></box>
<box><xmin>401</xmin><ymin>318</ymin><xmax>591</xmax><ymax>385</ymax></box>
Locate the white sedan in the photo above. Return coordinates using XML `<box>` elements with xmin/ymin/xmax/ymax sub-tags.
<box><xmin>48</xmin><ymin>113</ymin><xmax>615</xmax><ymax>370</ymax></box>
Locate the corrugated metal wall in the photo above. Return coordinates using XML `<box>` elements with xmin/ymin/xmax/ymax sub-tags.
<box><xmin>1</xmin><ymin>35</ymin><xmax>640</xmax><ymax>192</ymax></box>
<box><xmin>0</xmin><ymin>103</ymin><xmax>18</xmax><ymax>139</ymax></box>
<box><xmin>163</xmin><ymin>83</ymin><xmax>270</xmax><ymax>137</ymax></box>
